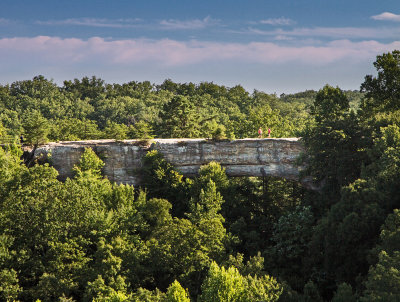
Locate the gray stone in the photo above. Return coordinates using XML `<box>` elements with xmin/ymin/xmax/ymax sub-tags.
<box><xmin>32</xmin><ymin>138</ymin><xmax>307</xmax><ymax>186</ymax></box>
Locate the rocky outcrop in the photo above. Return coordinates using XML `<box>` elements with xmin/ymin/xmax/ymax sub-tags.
<box><xmin>32</xmin><ymin>138</ymin><xmax>305</xmax><ymax>186</ymax></box>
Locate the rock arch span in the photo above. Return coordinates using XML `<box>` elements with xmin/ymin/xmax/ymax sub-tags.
<box><xmin>32</xmin><ymin>138</ymin><xmax>311</xmax><ymax>188</ymax></box>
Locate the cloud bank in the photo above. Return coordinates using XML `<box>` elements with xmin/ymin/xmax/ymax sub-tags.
<box><xmin>1</xmin><ymin>36</ymin><xmax>399</xmax><ymax>67</ymax></box>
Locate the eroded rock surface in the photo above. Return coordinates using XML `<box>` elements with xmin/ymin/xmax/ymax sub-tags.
<box><xmin>33</xmin><ymin>138</ymin><xmax>305</xmax><ymax>186</ymax></box>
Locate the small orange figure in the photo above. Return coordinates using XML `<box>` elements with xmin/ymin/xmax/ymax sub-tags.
<box><xmin>258</xmin><ymin>127</ymin><xmax>263</xmax><ymax>138</ymax></box>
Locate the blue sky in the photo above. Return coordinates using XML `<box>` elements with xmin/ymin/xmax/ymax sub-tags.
<box><xmin>0</xmin><ymin>0</ymin><xmax>399</xmax><ymax>93</ymax></box>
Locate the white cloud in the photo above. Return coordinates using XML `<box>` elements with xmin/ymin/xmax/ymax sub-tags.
<box><xmin>0</xmin><ymin>36</ymin><xmax>399</xmax><ymax>68</ymax></box>
<box><xmin>36</xmin><ymin>18</ymin><xmax>142</xmax><ymax>28</ymax></box>
<box><xmin>36</xmin><ymin>16</ymin><xmax>218</xmax><ymax>30</ymax></box>
<box><xmin>245</xmin><ymin>26</ymin><xmax>400</xmax><ymax>39</ymax></box>
<box><xmin>2</xmin><ymin>36</ymin><xmax>400</xmax><ymax>93</ymax></box>
<box><xmin>371</xmin><ymin>12</ymin><xmax>400</xmax><ymax>22</ymax></box>
<box><xmin>0</xmin><ymin>18</ymin><xmax>11</xmax><ymax>25</ymax></box>
<box><xmin>260</xmin><ymin>17</ymin><xmax>294</xmax><ymax>26</ymax></box>
<box><xmin>159</xmin><ymin>16</ymin><xmax>218</xmax><ymax>30</ymax></box>
<box><xmin>274</xmin><ymin>35</ymin><xmax>293</xmax><ymax>41</ymax></box>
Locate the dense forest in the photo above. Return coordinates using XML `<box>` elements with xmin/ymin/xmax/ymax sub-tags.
<box><xmin>0</xmin><ymin>50</ymin><xmax>399</xmax><ymax>301</ymax></box>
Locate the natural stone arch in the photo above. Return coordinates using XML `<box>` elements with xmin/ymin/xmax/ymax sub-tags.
<box><xmin>30</xmin><ymin>138</ymin><xmax>316</xmax><ymax>189</ymax></box>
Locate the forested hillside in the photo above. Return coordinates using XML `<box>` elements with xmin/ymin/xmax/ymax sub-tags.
<box><xmin>0</xmin><ymin>51</ymin><xmax>400</xmax><ymax>301</ymax></box>
<box><xmin>1</xmin><ymin>74</ymin><xmax>356</xmax><ymax>144</ymax></box>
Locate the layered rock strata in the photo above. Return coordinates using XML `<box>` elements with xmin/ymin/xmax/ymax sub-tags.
<box><xmin>33</xmin><ymin>138</ymin><xmax>305</xmax><ymax>186</ymax></box>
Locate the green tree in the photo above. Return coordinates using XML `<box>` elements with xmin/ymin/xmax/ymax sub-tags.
<box><xmin>302</xmin><ymin>280</ymin><xmax>323</xmax><ymax>302</ymax></box>
<box><xmin>0</xmin><ymin>269</ymin><xmax>21</xmax><ymax>301</ymax></box>
<box><xmin>361</xmin><ymin>251</ymin><xmax>400</xmax><ymax>302</ymax></box>
<box><xmin>186</xmin><ymin>180</ymin><xmax>227</xmax><ymax>262</ymax></box>
<box><xmin>131</xmin><ymin>288</ymin><xmax>165</xmax><ymax>302</ymax></box>
<box><xmin>379</xmin><ymin>209</ymin><xmax>400</xmax><ymax>254</ymax></box>
<box><xmin>266</xmin><ymin>206</ymin><xmax>314</xmax><ymax>290</ymax></box>
<box><xmin>10</xmin><ymin>75</ymin><xmax>58</xmax><ymax>100</ymax></box>
<box><xmin>49</xmin><ymin>118</ymin><xmax>101</xmax><ymax>141</ymax></box>
<box><xmin>166</xmin><ymin>280</ymin><xmax>191</xmax><ymax>302</ymax></box>
<box><xmin>0</xmin><ymin>144</ymin><xmax>25</xmax><ymax>198</ymax></box>
<box><xmin>63</xmin><ymin>76</ymin><xmax>106</xmax><ymax>101</ymax></box>
<box><xmin>33</xmin><ymin>237</ymin><xmax>91</xmax><ymax>301</ymax></box>
<box><xmin>311</xmin><ymin>85</ymin><xmax>349</xmax><ymax>123</ymax></box>
<box><xmin>199</xmin><ymin>262</ymin><xmax>246</xmax><ymax>302</ymax></box>
<box><xmin>0</xmin><ymin>122</ymin><xmax>5</xmax><ymax>139</ymax></box>
<box><xmin>133</xmin><ymin>192</ymin><xmax>172</xmax><ymax>240</ymax></box>
<box><xmin>244</xmin><ymin>275</ymin><xmax>282</xmax><ymax>302</ymax></box>
<box><xmin>84</xmin><ymin>275</ymin><xmax>129</xmax><ymax>302</ymax></box>
<box><xmin>9</xmin><ymin>76</ymin><xmax>74</xmax><ymax>121</ymax></box>
<box><xmin>305</xmin><ymin>118</ymin><xmax>400</xmax><ymax>298</ymax></box>
<box><xmin>103</xmin><ymin>121</ymin><xmax>129</xmax><ymax>140</ymax></box>
<box><xmin>83</xmin><ymin>238</ymin><xmax>128</xmax><ymax>301</ymax></box>
<box><xmin>361</xmin><ymin>50</ymin><xmax>400</xmax><ymax>115</ymax></box>
<box><xmin>73</xmin><ymin>147</ymin><xmax>105</xmax><ymax>179</ymax></box>
<box><xmin>307</xmin><ymin>178</ymin><xmax>385</xmax><ymax>295</ymax></box>
<box><xmin>223</xmin><ymin>253</ymin><xmax>266</xmax><ymax>277</ymax></box>
<box><xmin>0</xmin><ymin>145</ymin><xmax>148</xmax><ymax>300</ymax></box>
<box><xmin>363</xmin><ymin>124</ymin><xmax>400</xmax><ymax>211</ymax></box>
<box><xmin>187</xmin><ymin>180</ymin><xmax>224</xmax><ymax>223</ymax></box>
<box><xmin>236</xmin><ymin>105</ymin><xmax>280</xmax><ymax>138</ymax></box>
<box><xmin>129</xmin><ymin>120</ymin><xmax>154</xmax><ymax>139</ymax></box>
<box><xmin>148</xmin><ymin>203</ymin><xmax>226</xmax><ymax>295</ymax></box>
<box><xmin>361</xmin><ymin>209</ymin><xmax>400</xmax><ymax>302</ymax></box>
<box><xmin>141</xmin><ymin>150</ymin><xmax>190</xmax><ymax>217</ymax></box>
<box><xmin>0</xmin><ymin>110</ymin><xmax>23</xmax><ymax>139</ymax></box>
<box><xmin>199</xmin><ymin>262</ymin><xmax>282</xmax><ymax>302</ymax></box>
<box><xmin>23</xmin><ymin>110</ymin><xmax>50</xmax><ymax>146</ymax></box>
<box><xmin>148</xmin><ymin>218</ymin><xmax>206</xmax><ymax>294</ymax></box>
<box><xmin>332</xmin><ymin>283</ymin><xmax>356</xmax><ymax>302</ymax></box>
<box><xmin>192</xmin><ymin>162</ymin><xmax>229</xmax><ymax>195</ymax></box>
<box><xmin>158</xmin><ymin>95</ymin><xmax>199</xmax><ymax>138</ymax></box>
<box><xmin>301</xmin><ymin>85</ymin><xmax>365</xmax><ymax>200</ymax></box>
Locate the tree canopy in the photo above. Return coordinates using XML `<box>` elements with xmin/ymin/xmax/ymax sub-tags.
<box><xmin>1</xmin><ymin>50</ymin><xmax>400</xmax><ymax>301</ymax></box>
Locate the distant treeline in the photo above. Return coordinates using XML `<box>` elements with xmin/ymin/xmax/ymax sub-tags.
<box><xmin>0</xmin><ymin>75</ymin><xmax>362</xmax><ymax>145</ymax></box>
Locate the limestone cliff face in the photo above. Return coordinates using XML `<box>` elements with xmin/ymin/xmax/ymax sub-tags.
<box><xmin>34</xmin><ymin>138</ymin><xmax>304</xmax><ymax>185</ymax></box>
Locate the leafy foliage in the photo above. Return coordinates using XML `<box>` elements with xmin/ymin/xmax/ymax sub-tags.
<box><xmin>361</xmin><ymin>50</ymin><xmax>400</xmax><ymax>115</ymax></box>
<box><xmin>331</xmin><ymin>283</ymin><xmax>356</xmax><ymax>302</ymax></box>
<box><xmin>1</xmin><ymin>51</ymin><xmax>400</xmax><ymax>301</ymax></box>
<box><xmin>199</xmin><ymin>261</ymin><xmax>282</xmax><ymax>302</ymax></box>
<box><xmin>23</xmin><ymin>110</ymin><xmax>50</xmax><ymax>146</ymax></box>
<box><xmin>361</xmin><ymin>209</ymin><xmax>400</xmax><ymax>302</ymax></box>
<box><xmin>166</xmin><ymin>280</ymin><xmax>190</xmax><ymax>302</ymax></box>
<box><xmin>0</xmin><ymin>75</ymin><xmax>313</xmax><ymax>142</ymax></box>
